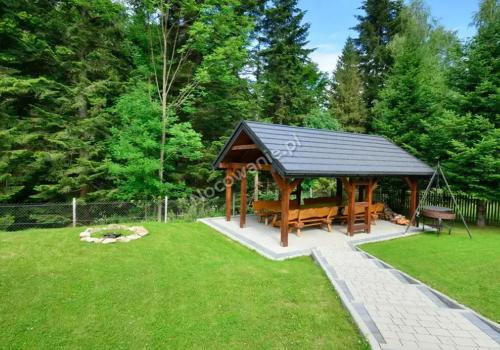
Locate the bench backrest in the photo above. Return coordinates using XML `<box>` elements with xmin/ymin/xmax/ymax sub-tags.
<box><xmin>299</xmin><ymin>206</ymin><xmax>338</xmax><ymax>221</ymax></box>
<box><xmin>304</xmin><ymin>196</ymin><xmax>341</xmax><ymax>206</ymax></box>
<box><xmin>253</xmin><ymin>200</ymin><xmax>298</xmax><ymax>214</ymax></box>
<box><xmin>252</xmin><ymin>200</ymin><xmax>279</xmax><ymax>211</ymax></box>
<box><xmin>343</xmin><ymin>205</ymin><xmax>366</xmax><ymax>215</ymax></box>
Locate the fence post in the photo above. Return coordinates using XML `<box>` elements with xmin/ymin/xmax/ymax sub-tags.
<box><xmin>72</xmin><ymin>198</ymin><xmax>76</xmax><ymax>227</ymax></box>
<box><xmin>164</xmin><ymin>196</ymin><xmax>168</xmax><ymax>223</ymax></box>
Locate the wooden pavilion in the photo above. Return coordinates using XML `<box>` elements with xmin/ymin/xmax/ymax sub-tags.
<box><xmin>213</xmin><ymin>121</ymin><xmax>434</xmax><ymax>247</ymax></box>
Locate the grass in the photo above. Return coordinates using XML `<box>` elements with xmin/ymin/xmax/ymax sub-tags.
<box><xmin>360</xmin><ymin>225</ymin><xmax>500</xmax><ymax>323</ymax></box>
<box><xmin>0</xmin><ymin>222</ymin><xmax>367</xmax><ymax>349</ymax></box>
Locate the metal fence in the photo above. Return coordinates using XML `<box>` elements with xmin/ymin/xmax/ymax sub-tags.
<box><xmin>0</xmin><ymin>197</ymin><xmax>226</xmax><ymax>231</ymax></box>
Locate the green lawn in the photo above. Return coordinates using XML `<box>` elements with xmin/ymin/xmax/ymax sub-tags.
<box><xmin>0</xmin><ymin>223</ymin><xmax>367</xmax><ymax>349</ymax></box>
<box><xmin>360</xmin><ymin>225</ymin><xmax>500</xmax><ymax>323</ymax></box>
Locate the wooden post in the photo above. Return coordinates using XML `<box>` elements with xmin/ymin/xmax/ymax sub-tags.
<box><xmin>296</xmin><ymin>180</ymin><xmax>302</xmax><ymax>206</ymax></box>
<box><xmin>347</xmin><ymin>180</ymin><xmax>355</xmax><ymax>236</ymax></box>
<box><xmin>336</xmin><ymin>178</ymin><xmax>343</xmax><ymax>201</ymax></box>
<box><xmin>225</xmin><ymin>168</ymin><xmax>233</xmax><ymax>221</ymax></box>
<box><xmin>271</xmin><ymin>172</ymin><xmax>300</xmax><ymax>247</ymax></box>
<box><xmin>281</xmin><ymin>181</ymin><xmax>290</xmax><ymax>247</ymax></box>
<box><xmin>240</xmin><ymin>168</ymin><xmax>247</xmax><ymax>228</ymax></box>
<box><xmin>365</xmin><ymin>180</ymin><xmax>373</xmax><ymax>233</ymax></box>
<box><xmin>408</xmin><ymin>178</ymin><xmax>418</xmax><ymax>226</ymax></box>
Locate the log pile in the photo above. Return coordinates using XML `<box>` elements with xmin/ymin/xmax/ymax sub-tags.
<box><xmin>383</xmin><ymin>206</ymin><xmax>410</xmax><ymax>225</ymax></box>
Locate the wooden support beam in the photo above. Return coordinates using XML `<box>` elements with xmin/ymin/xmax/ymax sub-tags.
<box><xmin>347</xmin><ymin>180</ymin><xmax>355</xmax><ymax>236</ymax></box>
<box><xmin>271</xmin><ymin>171</ymin><xmax>300</xmax><ymax>247</ymax></box>
<box><xmin>281</xmin><ymin>180</ymin><xmax>290</xmax><ymax>247</ymax></box>
<box><xmin>231</xmin><ymin>144</ymin><xmax>258</xmax><ymax>151</ymax></box>
<box><xmin>365</xmin><ymin>179</ymin><xmax>374</xmax><ymax>233</ymax></box>
<box><xmin>240</xmin><ymin>168</ymin><xmax>247</xmax><ymax>228</ymax></box>
<box><xmin>219</xmin><ymin>162</ymin><xmax>272</xmax><ymax>171</ymax></box>
<box><xmin>407</xmin><ymin>177</ymin><xmax>418</xmax><ymax>226</ymax></box>
<box><xmin>225</xmin><ymin>168</ymin><xmax>233</xmax><ymax>221</ymax></box>
<box><xmin>271</xmin><ymin>171</ymin><xmax>285</xmax><ymax>192</ymax></box>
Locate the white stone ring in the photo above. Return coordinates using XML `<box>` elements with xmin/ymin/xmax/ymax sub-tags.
<box><xmin>79</xmin><ymin>224</ymin><xmax>148</xmax><ymax>244</ymax></box>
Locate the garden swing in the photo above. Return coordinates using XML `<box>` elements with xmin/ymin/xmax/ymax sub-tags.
<box><xmin>405</xmin><ymin>163</ymin><xmax>472</xmax><ymax>238</ymax></box>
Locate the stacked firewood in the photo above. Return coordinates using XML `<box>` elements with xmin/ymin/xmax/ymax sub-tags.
<box><xmin>383</xmin><ymin>206</ymin><xmax>410</xmax><ymax>225</ymax></box>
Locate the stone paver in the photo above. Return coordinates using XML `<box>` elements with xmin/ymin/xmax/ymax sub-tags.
<box><xmin>318</xmin><ymin>240</ymin><xmax>500</xmax><ymax>350</ymax></box>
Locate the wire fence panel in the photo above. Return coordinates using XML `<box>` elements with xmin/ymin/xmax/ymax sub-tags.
<box><xmin>0</xmin><ymin>198</ymin><xmax>228</xmax><ymax>231</ymax></box>
<box><xmin>0</xmin><ymin>202</ymin><xmax>73</xmax><ymax>230</ymax></box>
<box><xmin>75</xmin><ymin>201</ymin><xmax>161</xmax><ymax>226</ymax></box>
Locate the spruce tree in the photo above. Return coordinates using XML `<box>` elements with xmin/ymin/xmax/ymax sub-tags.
<box><xmin>444</xmin><ymin>0</ymin><xmax>500</xmax><ymax>226</ymax></box>
<box><xmin>449</xmin><ymin>0</ymin><xmax>499</xmax><ymax>127</ymax></box>
<box><xmin>32</xmin><ymin>0</ymin><xmax>130</xmax><ymax>200</ymax></box>
<box><xmin>258</xmin><ymin>0</ymin><xmax>325</xmax><ymax>125</ymax></box>
<box><xmin>372</xmin><ymin>0</ymin><xmax>459</xmax><ymax>163</ymax></box>
<box><xmin>329</xmin><ymin>38</ymin><xmax>367</xmax><ymax>133</ymax></box>
<box><xmin>0</xmin><ymin>0</ymin><xmax>70</xmax><ymax>202</ymax></box>
<box><xmin>354</xmin><ymin>0</ymin><xmax>402</xmax><ymax>113</ymax></box>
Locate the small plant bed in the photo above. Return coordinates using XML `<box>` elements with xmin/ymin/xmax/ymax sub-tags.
<box><xmin>79</xmin><ymin>224</ymin><xmax>148</xmax><ymax>244</ymax></box>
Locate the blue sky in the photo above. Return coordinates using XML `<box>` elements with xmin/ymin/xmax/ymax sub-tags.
<box><xmin>298</xmin><ymin>0</ymin><xmax>480</xmax><ymax>73</ymax></box>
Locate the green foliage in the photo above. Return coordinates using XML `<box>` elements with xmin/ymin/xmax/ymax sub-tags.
<box><xmin>445</xmin><ymin>124</ymin><xmax>499</xmax><ymax>201</ymax></box>
<box><xmin>0</xmin><ymin>0</ymin><xmax>498</xmax><ymax>208</ymax></box>
<box><xmin>329</xmin><ymin>38</ymin><xmax>367</xmax><ymax>133</ymax></box>
<box><xmin>108</xmin><ymin>83</ymin><xmax>203</xmax><ymax>200</ymax></box>
<box><xmin>354</xmin><ymin>0</ymin><xmax>403</xmax><ymax>112</ymax></box>
<box><xmin>442</xmin><ymin>0</ymin><xmax>500</xmax><ymax>203</ymax></box>
<box><xmin>304</xmin><ymin>108</ymin><xmax>341</xmax><ymax>131</ymax></box>
<box><xmin>0</xmin><ymin>215</ymin><xmax>15</xmax><ymax>228</ymax></box>
<box><xmin>257</xmin><ymin>0</ymin><xmax>326</xmax><ymax>125</ymax></box>
<box><xmin>373</xmin><ymin>0</ymin><xmax>459</xmax><ymax>163</ymax></box>
<box><xmin>449</xmin><ymin>0</ymin><xmax>499</xmax><ymax>127</ymax></box>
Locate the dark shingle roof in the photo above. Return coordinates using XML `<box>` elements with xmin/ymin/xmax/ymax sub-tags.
<box><xmin>213</xmin><ymin>121</ymin><xmax>434</xmax><ymax>177</ymax></box>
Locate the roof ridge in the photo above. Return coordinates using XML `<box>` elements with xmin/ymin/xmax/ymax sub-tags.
<box><xmin>243</xmin><ymin>120</ymin><xmax>386</xmax><ymax>139</ymax></box>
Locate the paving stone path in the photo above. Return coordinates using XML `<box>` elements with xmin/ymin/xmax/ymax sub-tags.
<box><xmin>318</xmin><ymin>241</ymin><xmax>500</xmax><ymax>350</ymax></box>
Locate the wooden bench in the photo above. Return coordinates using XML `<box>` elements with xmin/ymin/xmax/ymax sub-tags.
<box><xmin>336</xmin><ymin>205</ymin><xmax>366</xmax><ymax>225</ymax></box>
<box><xmin>274</xmin><ymin>206</ymin><xmax>338</xmax><ymax>236</ymax></box>
<box><xmin>371</xmin><ymin>202</ymin><xmax>385</xmax><ymax>224</ymax></box>
<box><xmin>252</xmin><ymin>200</ymin><xmax>280</xmax><ymax>225</ymax></box>
<box><xmin>252</xmin><ymin>200</ymin><xmax>298</xmax><ymax>225</ymax></box>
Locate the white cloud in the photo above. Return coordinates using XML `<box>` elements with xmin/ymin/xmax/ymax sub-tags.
<box><xmin>310</xmin><ymin>51</ymin><xmax>340</xmax><ymax>73</ymax></box>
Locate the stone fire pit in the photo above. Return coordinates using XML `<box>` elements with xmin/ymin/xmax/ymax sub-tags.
<box><xmin>80</xmin><ymin>224</ymin><xmax>148</xmax><ymax>244</ymax></box>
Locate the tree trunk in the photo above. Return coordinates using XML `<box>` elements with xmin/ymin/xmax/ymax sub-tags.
<box><xmin>78</xmin><ymin>86</ymin><xmax>88</xmax><ymax>197</ymax></box>
<box><xmin>476</xmin><ymin>199</ymin><xmax>486</xmax><ymax>227</ymax></box>
<box><xmin>158</xmin><ymin>10</ymin><xmax>169</xmax><ymax>221</ymax></box>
